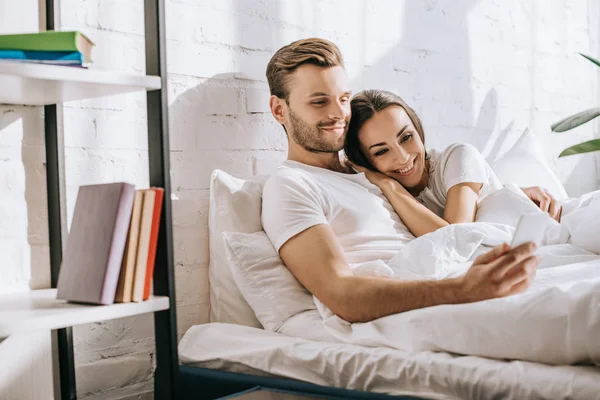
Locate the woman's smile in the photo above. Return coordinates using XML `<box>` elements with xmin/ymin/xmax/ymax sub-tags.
<box><xmin>390</xmin><ymin>157</ymin><xmax>417</xmax><ymax>176</ymax></box>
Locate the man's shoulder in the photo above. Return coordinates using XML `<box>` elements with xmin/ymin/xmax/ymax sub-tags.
<box><xmin>264</xmin><ymin>162</ymin><xmax>324</xmax><ymax>195</ymax></box>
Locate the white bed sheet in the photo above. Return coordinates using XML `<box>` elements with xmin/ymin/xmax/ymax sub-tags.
<box><xmin>178</xmin><ymin>322</ymin><xmax>600</xmax><ymax>400</ymax></box>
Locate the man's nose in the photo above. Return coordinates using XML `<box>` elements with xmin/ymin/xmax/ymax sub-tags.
<box><xmin>328</xmin><ymin>100</ymin><xmax>347</xmax><ymax>121</ymax></box>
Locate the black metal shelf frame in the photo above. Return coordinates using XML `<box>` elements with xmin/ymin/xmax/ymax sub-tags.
<box><xmin>44</xmin><ymin>1</ymin><xmax>178</xmax><ymax>399</ymax></box>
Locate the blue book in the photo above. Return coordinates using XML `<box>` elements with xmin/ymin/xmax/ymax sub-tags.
<box><xmin>0</xmin><ymin>50</ymin><xmax>86</xmax><ymax>65</ymax></box>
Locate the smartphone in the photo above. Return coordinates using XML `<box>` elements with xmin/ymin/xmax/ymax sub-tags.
<box><xmin>510</xmin><ymin>212</ymin><xmax>551</xmax><ymax>248</ymax></box>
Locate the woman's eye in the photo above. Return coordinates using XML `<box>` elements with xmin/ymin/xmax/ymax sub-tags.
<box><xmin>401</xmin><ymin>133</ymin><xmax>413</xmax><ymax>143</ymax></box>
<box><xmin>340</xmin><ymin>97</ymin><xmax>350</xmax><ymax>103</ymax></box>
<box><xmin>312</xmin><ymin>100</ymin><xmax>326</xmax><ymax>105</ymax></box>
<box><xmin>374</xmin><ymin>149</ymin><xmax>388</xmax><ymax>157</ymax></box>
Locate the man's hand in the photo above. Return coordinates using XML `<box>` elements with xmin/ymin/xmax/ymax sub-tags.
<box><xmin>458</xmin><ymin>242</ymin><xmax>539</xmax><ymax>303</ymax></box>
<box><xmin>521</xmin><ymin>186</ymin><xmax>562</xmax><ymax>222</ymax></box>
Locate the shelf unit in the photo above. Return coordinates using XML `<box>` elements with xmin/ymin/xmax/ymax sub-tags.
<box><xmin>0</xmin><ymin>1</ymin><xmax>178</xmax><ymax>399</ymax></box>
<box><xmin>0</xmin><ymin>61</ymin><xmax>161</xmax><ymax>105</ymax></box>
<box><xmin>0</xmin><ymin>289</ymin><xmax>169</xmax><ymax>337</ymax></box>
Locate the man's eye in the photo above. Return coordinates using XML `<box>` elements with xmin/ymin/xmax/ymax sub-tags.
<box><xmin>401</xmin><ymin>134</ymin><xmax>413</xmax><ymax>143</ymax></box>
<box><xmin>312</xmin><ymin>100</ymin><xmax>326</xmax><ymax>105</ymax></box>
<box><xmin>340</xmin><ymin>97</ymin><xmax>350</xmax><ymax>103</ymax></box>
<box><xmin>374</xmin><ymin>149</ymin><xmax>388</xmax><ymax>157</ymax></box>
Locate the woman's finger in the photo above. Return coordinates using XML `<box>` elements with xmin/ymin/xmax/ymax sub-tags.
<box><xmin>548</xmin><ymin>199</ymin><xmax>561</xmax><ymax>221</ymax></box>
<box><xmin>543</xmin><ymin>189</ymin><xmax>561</xmax><ymax>221</ymax></box>
<box><xmin>538</xmin><ymin>194</ymin><xmax>550</xmax><ymax>213</ymax></box>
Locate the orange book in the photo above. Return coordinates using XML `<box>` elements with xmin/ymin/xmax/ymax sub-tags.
<box><xmin>143</xmin><ymin>187</ymin><xmax>164</xmax><ymax>300</ymax></box>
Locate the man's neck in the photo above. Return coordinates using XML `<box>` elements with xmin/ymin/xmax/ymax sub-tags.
<box><xmin>288</xmin><ymin>148</ymin><xmax>353</xmax><ymax>174</ymax></box>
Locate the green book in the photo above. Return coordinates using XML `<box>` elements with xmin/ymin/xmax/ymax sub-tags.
<box><xmin>0</xmin><ymin>31</ymin><xmax>94</xmax><ymax>57</ymax></box>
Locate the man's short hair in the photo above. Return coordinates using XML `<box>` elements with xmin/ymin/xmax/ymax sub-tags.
<box><xmin>266</xmin><ymin>38</ymin><xmax>345</xmax><ymax>102</ymax></box>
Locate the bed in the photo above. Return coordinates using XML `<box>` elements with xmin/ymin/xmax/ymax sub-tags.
<box><xmin>176</xmin><ymin>128</ymin><xmax>600</xmax><ymax>399</ymax></box>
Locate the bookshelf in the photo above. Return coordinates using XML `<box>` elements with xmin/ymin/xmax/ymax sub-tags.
<box><xmin>0</xmin><ymin>61</ymin><xmax>161</xmax><ymax>105</ymax></box>
<box><xmin>0</xmin><ymin>1</ymin><xmax>178</xmax><ymax>399</ymax></box>
<box><xmin>0</xmin><ymin>289</ymin><xmax>169</xmax><ymax>337</ymax></box>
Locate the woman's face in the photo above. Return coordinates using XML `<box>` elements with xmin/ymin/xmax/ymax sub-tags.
<box><xmin>358</xmin><ymin>106</ymin><xmax>426</xmax><ymax>189</ymax></box>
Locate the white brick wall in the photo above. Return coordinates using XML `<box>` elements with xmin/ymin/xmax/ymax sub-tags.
<box><xmin>1</xmin><ymin>0</ymin><xmax>599</xmax><ymax>399</ymax></box>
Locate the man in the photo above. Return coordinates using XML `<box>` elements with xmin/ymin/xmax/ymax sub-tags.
<box><xmin>261</xmin><ymin>38</ymin><xmax>545</xmax><ymax>323</ymax></box>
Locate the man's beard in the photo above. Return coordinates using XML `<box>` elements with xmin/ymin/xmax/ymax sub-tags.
<box><xmin>288</xmin><ymin>108</ymin><xmax>345</xmax><ymax>153</ymax></box>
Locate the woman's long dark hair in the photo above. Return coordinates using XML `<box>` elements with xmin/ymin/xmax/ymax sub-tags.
<box><xmin>344</xmin><ymin>90</ymin><xmax>427</xmax><ymax>170</ymax></box>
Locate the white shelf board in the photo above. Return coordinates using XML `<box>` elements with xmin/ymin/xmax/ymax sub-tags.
<box><xmin>0</xmin><ymin>61</ymin><xmax>161</xmax><ymax>106</ymax></box>
<box><xmin>0</xmin><ymin>288</ymin><xmax>169</xmax><ymax>338</ymax></box>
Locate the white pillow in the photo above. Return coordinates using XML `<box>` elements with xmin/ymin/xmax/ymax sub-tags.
<box><xmin>208</xmin><ymin>170</ymin><xmax>266</xmax><ymax>328</ymax></box>
<box><xmin>222</xmin><ymin>230</ymin><xmax>316</xmax><ymax>332</ymax></box>
<box><xmin>487</xmin><ymin>127</ymin><xmax>569</xmax><ymax>200</ymax></box>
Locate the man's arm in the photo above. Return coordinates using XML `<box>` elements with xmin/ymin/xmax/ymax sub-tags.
<box><xmin>280</xmin><ymin>224</ymin><xmax>539</xmax><ymax>323</ymax></box>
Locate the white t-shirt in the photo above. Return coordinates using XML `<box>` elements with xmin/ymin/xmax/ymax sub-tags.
<box><xmin>261</xmin><ymin>160</ymin><xmax>415</xmax><ymax>264</ymax></box>
<box><xmin>416</xmin><ymin>143</ymin><xmax>504</xmax><ymax>217</ymax></box>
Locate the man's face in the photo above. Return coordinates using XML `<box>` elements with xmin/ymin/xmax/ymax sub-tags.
<box><xmin>283</xmin><ymin>64</ymin><xmax>352</xmax><ymax>153</ymax></box>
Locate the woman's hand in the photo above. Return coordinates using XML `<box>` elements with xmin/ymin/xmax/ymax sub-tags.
<box><xmin>520</xmin><ymin>186</ymin><xmax>562</xmax><ymax>222</ymax></box>
<box><xmin>345</xmin><ymin>159</ymin><xmax>403</xmax><ymax>193</ymax></box>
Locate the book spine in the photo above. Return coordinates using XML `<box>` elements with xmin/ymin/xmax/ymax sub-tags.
<box><xmin>0</xmin><ymin>50</ymin><xmax>83</xmax><ymax>61</ymax></box>
<box><xmin>142</xmin><ymin>188</ymin><xmax>165</xmax><ymax>300</ymax></box>
<box><xmin>0</xmin><ymin>32</ymin><xmax>78</xmax><ymax>51</ymax></box>
<box><xmin>100</xmin><ymin>183</ymin><xmax>136</xmax><ymax>305</ymax></box>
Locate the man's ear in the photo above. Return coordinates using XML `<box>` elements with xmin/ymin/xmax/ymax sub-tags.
<box><xmin>269</xmin><ymin>95</ymin><xmax>287</xmax><ymax>124</ymax></box>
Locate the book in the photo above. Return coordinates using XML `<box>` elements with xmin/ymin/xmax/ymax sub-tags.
<box><xmin>143</xmin><ymin>188</ymin><xmax>164</xmax><ymax>300</ymax></box>
<box><xmin>0</xmin><ymin>31</ymin><xmax>94</xmax><ymax>57</ymax></box>
<box><xmin>114</xmin><ymin>190</ymin><xmax>145</xmax><ymax>303</ymax></box>
<box><xmin>56</xmin><ymin>182</ymin><xmax>135</xmax><ymax>305</ymax></box>
<box><xmin>131</xmin><ymin>190</ymin><xmax>156</xmax><ymax>302</ymax></box>
<box><xmin>0</xmin><ymin>50</ymin><xmax>90</xmax><ymax>65</ymax></box>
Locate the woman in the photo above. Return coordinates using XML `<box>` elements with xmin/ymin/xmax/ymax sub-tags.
<box><xmin>344</xmin><ymin>89</ymin><xmax>559</xmax><ymax>238</ymax></box>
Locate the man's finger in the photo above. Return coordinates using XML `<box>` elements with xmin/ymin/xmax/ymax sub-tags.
<box><xmin>491</xmin><ymin>243</ymin><xmax>537</xmax><ymax>280</ymax></box>
<box><xmin>505</xmin><ymin>275</ymin><xmax>532</xmax><ymax>296</ymax></box>
<box><xmin>498</xmin><ymin>255</ymin><xmax>539</xmax><ymax>293</ymax></box>
<box><xmin>473</xmin><ymin>243</ymin><xmax>510</xmax><ymax>265</ymax></box>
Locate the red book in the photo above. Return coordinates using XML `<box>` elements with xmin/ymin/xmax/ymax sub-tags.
<box><xmin>143</xmin><ymin>187</ymin><xmax>164</xmax><ymax>300</ymax></box>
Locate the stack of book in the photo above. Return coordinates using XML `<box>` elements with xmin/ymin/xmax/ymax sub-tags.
<box><xmin>56</xmin><ymin>183</ymin><xmax>165</xmax><ymax>305</ymax></box>
<box><xmin>0</xmin><ymin>30</ymin><xmax>94</xmax><ymax>67</ymax></box>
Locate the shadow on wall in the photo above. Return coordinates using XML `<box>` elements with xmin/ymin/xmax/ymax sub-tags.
<box><xmin>359</xmin><ymin>0</ymin><xmax>497</xmax><ymax>152</ymax></box>
<box><xmin>167</xmin><ymin>73</ymin><xmax>286</xmax><ymax>332</ymax></box>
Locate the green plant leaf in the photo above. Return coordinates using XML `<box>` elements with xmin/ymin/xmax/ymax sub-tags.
<box><xmin>559</xmin><ymin>138</ymin><xmax>600</xmax><ymax>158</ymax></box>
<box><xmin>551</xmin><ymin>107</ymin><xmax>600</xmax><ymax>132</ymax></box>
<box><xmin>579</xmin><ymin>52</ymin><xmax>600</xmax><ymax>68</ymax></box>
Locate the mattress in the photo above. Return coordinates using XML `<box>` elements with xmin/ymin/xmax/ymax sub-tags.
<box><xmin>178</xmin><ymin>322</ymin><xmax>600</xmax><ymax>400</ymax></box>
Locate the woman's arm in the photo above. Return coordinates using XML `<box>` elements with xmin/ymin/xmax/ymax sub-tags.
<box><xmin>355</xmin><ymin>166</ymin><xmax>448</xmax><ymax>237</ymax></box>
<box><xmin>443</xmin><ymin>182</ymin><xmax>483</xmax><ymax>224</ymax></box>
<box><xmin>379</xmin><ymin>179</ymin><xmax>449</xmax><ymax>236</ymax></box>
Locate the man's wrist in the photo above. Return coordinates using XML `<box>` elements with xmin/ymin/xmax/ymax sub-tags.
<box><xmin>442</xmin><ymin>276</ymin><xmax>469</xmax><ymax>304</ymax></box>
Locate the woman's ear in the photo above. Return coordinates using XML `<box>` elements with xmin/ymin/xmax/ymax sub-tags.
<box><xmin>269</xmin><ymin>95</ymin><xmax>286</xmax><ymax>124</ymax></box>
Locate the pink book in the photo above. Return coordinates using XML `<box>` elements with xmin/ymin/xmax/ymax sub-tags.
<box><xmin>56</xmin><ymin>182</ymin><xmax>135</xmax><ymax>305</ymax></box>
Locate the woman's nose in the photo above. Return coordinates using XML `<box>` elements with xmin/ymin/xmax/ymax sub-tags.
<box><xmin>392</xmin><ymin>145</ymin><xmax>410</xmax><ymax>164</ymax></box>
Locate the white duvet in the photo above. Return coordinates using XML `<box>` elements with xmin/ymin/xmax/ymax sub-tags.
<box><xmin>303</xmin><ymin>188</ymin><xmax>600</xmax><ymax>366</ymax></box>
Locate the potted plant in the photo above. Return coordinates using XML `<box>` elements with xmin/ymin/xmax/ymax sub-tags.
<box><xmin>551</xmin><ymin>53</ymin><xmax>600</xmax><ymax>157</ymax></box>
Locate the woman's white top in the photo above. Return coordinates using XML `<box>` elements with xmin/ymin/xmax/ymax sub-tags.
<box><xmin>415</xmin><ymin>143</ymin><xmax>504</xmax><ymax>217</ymax></box>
